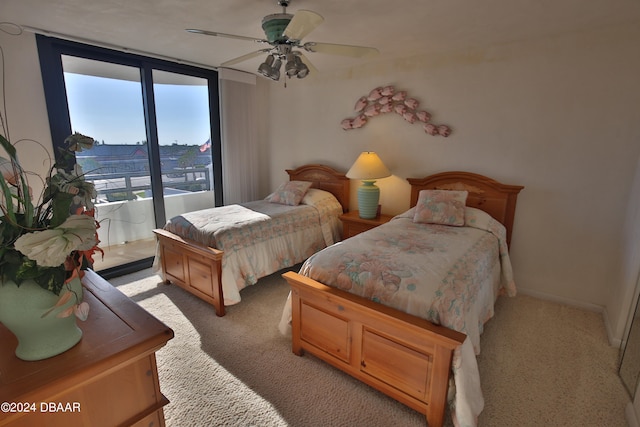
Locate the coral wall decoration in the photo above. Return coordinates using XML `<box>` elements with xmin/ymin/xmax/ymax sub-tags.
<box><xmin>340</xmin><ymin>85</ymin><xmax>452</xmax><ymax>137</ymax></box>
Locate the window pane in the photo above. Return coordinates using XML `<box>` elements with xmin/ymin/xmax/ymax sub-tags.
<box><xmin>152</xmin><ymin>70</ymin><xmax>215</xmax><ymax>221</ymax></box>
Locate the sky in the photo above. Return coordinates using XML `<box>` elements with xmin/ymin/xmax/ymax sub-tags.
<box><xmin>64</xmin><ymin>72</ymin><xmax>211</xmax><ymax>146</ymax></box>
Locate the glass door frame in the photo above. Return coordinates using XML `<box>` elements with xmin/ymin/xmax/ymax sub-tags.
<box><xmin>35</xmin><ymin>35</ymin><xmax>223</xmax><ymax>277</ymax></box>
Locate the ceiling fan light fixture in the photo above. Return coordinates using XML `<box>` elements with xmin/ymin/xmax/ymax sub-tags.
<box><xmin>296</xmin><ymin>57</ymin><xmax>309</xmax><ymax>79</ymax></box>
<box><xmin>283</xmin><ymin>53</ymin><xmax>309</xmax><ymax>79</ymax></box>
<box><xmin>270</xmin><ymin>57</ymin><xmax>282</xmax><ymax>81</ymax></box>
<box><xmin>257</xmin><ymin>54</ymin><xmax>275</xmax><ymax>77</ymax></box>
<box><xmin>285</xmin><ymin>53</ymin><xmax>298</xmax><ymax>77</ymax></box>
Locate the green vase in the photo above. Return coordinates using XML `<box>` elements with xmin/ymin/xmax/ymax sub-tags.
<box><xmin>0</xmin><ymin>277</ymin><xmax>83</xmax><ymax>361</ymax></box>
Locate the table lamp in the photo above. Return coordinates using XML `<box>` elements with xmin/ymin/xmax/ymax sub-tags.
<box><xmin>346</xmin><ymin>151</ymin><xmax>391</xmax><ymax>219</ymax></box>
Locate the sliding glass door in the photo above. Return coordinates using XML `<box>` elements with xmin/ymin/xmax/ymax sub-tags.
<box><xmin>62</xmin><ymin>56</ymin><xmax>159</xmax><ymax>272</ymax></box>
<box><xmin>36</xmin><ymin>35</ymin><xmax>222</xmax><ymax>277</ymax></box>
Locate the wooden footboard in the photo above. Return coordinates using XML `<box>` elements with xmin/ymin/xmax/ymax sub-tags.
<box><xmin>282</xmin><ymin>271</ymin><xmax>466</xmax><ymax>427</ymax></box>
<box><xmin>153</xmin><ymin>229</ymin><xmax>225</xmax><ymax>316</ymax></box>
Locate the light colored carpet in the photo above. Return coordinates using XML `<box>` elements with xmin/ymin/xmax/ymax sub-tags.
<box><xmin>109</xmin><ymin>267</ymin><xmax>629</xmax><ymax>427</ymax></box>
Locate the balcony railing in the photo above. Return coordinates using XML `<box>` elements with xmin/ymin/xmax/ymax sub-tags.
<box><xmin>86</xmin><ymin>166</ymin><xmax>212</xmax><ymax>203</ymax></box>
<box><xmin>84</xmin><ymin>167</ymin><xmax>216</xmax><ymax>250</ymax></box>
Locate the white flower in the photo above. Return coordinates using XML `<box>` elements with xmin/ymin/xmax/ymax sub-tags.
<box><xmin>14</xmin><ymin>215</ymin><xmax>97</xmax><ymax>267</ymax></box>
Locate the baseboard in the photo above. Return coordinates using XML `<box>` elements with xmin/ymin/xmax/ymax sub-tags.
<box><xmin>517</xmin><ymin>287</ymin><xmax>603</xmax><ymax>312</ymax></box>
<box><xmin>517</xmin><ymin>287</ymin><xmax>621</xmax><ymax>347</ymax></box>
<box><xmin>627</xmin><ymin>402</ymin><xmax>639</xmax><ymax>427</ymax></box>
<box><xmin>602</xmin><ymin>307</ymin><xmax>623</xmax><ymax>348</ymax></box>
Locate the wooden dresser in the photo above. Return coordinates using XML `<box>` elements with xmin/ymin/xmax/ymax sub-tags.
<box><xmin>0</xmin><ymin>270</ymin><xmax>174</xmax><ymax>427</ymax></box>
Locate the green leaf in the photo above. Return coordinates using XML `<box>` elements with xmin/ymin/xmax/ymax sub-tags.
<box><xmin>15</xmin><ymin>258</ymin><xmax>40</xmax><ymax>280</ymax></box>
<box><xmin>0</xmin><ymin>252</ymin><xmax>23</xmax><ymax>284</ymax></box>
<box><xmin>33</xmin><ymin>268</ymin><xmax>66</xmax><ymax>295</ymax></box>
<box><xmin>0</xmin><ymin>134</ymin><xmax>35</xmax><ymax>226</ymax></box>
<box><xmin>50</xmin><ymin>190</ymin><xmax>74</xmax><ymax>228</ymax></box>
<box><xmin>19</xmin><ymin>178</ymin><xmax>34</xmax><ymax>228</ymax></box>
<box><xmin>0</xmin><ymin>170</ymin><xmax>16</xmax><ymax>224</ymax></box>
<box><xmin>0</xmin><ymin>134</ymin><xmax>16</xmax><ymax>158</ymax></box>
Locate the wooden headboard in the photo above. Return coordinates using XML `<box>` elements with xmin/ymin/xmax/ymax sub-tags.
<box><xmin>407</xmin><ymin>171</ymin><xmax>523</xmax><ymax>246</ymax></box>
<box><xmin>286</xmin><ymin>164</ymin><xmax>350</xmax><ymax>213</ymax></box>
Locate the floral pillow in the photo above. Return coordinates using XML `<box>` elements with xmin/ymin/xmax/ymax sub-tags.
<box><xmin>265</xmin><ymin>181</ymin><xmax>313</xmax><ymax>206</ymax></box>
<box><xmin>413</xmin><ymin>189</ymin><xmax>468</xmax><ymax>226</ymax></box>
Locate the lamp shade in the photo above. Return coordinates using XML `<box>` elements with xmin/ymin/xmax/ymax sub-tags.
<box><xmin>346</xmin><ymin>151</ymin><xmax>391</xmax><ymax>180</ymax></box>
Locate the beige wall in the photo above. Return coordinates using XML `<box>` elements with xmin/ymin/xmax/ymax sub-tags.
<box><xmin>0</xmin><ymin>31</ymin><xmax>53</xmax><ymax>198</ymax></box>
<box><xmin>266</xmin><ymin>24</ymin><xmax>640</xmax><ymax>343</ymax></box>
<box><xmin>2</xmin><ymin>24</ymin><xmax>640</xmax><ymax>347</ymax></box>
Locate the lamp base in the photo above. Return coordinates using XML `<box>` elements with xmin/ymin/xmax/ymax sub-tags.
<box><xmin>357</xmin><ymin>180</ymin><xmax>380</xmax><ymax>219</ymax></box>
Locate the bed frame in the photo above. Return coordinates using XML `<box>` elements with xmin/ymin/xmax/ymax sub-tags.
<box><xmin>282</xmin><ymin>171</ymin><xmax>523</xmax><ymax>427</ymax></box>
<box><xmin>154</xmin><ymin>164</ymin><xmax>350</xmax><ymax>317</ymax></box>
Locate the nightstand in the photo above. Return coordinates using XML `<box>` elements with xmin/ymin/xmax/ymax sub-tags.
<box><xmin>340</xmin><ymin>210</ymin><xmax>393</xmax><ymax>239</ymax></box>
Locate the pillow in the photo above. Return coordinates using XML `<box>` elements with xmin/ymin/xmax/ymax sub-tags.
<box><xmin>265</xmin><ymin>181</ymin><xmax>312</xmax><ymax>206</ymax></box>
<box><xmin>413</xmin><ymin>189</ymin><xmax>468</xmax><ymax>226</ymax></box>
<box><xmin>464</xmin><ymin>206</ymin><xmax>493</xmax><ymax>229</ymax></box>
<box><xmin>300</xmin><ymin>188</ymin><xmax>335</xmax><ymax>206</ymax></box>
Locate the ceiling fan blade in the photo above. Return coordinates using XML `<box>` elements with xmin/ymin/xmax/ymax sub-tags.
<box><xmin>298</xmin><ymin>53</ymin><xmax>318</xmax><ymax>74</ymax></box>
<box><xmin>303</xmin><ymin>42</ymin><xmax>379</xmax><ymax>58</ymax></box>
<box><xmin>282</xmin><ymin>10</ymin><xmax>324</xmax><ymax>41</ymax></box>
<box><xmin>185</xmin><ymin>28</ymin><xmax>267</xmax><ymax>43</ymax></box>
<box><xmin>221</xmin><ymin>50</ymin><xmax>271</xmax><ymax>66</ymax></box>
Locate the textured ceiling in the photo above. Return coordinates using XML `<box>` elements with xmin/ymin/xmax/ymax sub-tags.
<box><xmin>3</xmin><ymin>0</ymin><xmax>640</xmax><ymax>78</ymax></box>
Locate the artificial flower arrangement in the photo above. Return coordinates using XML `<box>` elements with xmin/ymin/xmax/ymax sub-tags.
<box><xmin>0</xmin><ymin>131</ymin><xmax>101</xmax><ymax>320</ymax></box>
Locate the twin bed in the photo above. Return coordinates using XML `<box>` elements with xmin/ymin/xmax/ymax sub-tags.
<box><xmin>153</xmin><ymin>164</ymin><xmax>523</xmax><ymax>427</ymax></box>
<box><xmin>280</xmin><ymin>171</ymin><xmax>523</xmax><ymax>427</ymax></box>
<box><xmin>153</xmin><ymin>164</ymin><xmax>350</xmax><ymax>316</ymax></box>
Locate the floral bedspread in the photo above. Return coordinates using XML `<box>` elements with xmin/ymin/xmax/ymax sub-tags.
<box><xmin>163</xmin><ymin>192</ymin><xmax>343</xmax><ymax>304</ymax></box>
<box><xmin>283</xmin><ymin>206</ymin><xmax>516</xmax><ymax>427</ymax></box>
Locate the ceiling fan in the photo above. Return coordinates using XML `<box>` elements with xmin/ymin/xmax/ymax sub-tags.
<box><xmin>186</xmin><ymin>0</ymin><xmax>379</xmax><ymax>81</ymax></box>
